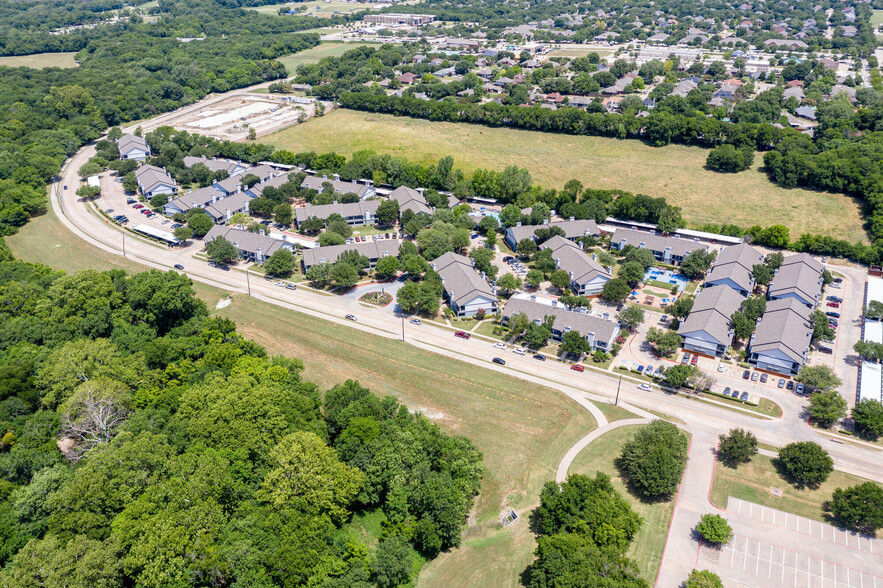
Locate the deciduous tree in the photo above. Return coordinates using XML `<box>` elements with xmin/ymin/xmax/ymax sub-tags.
<box><xmin>777</xmin><ymin>442</ymin><xmax>833</xmax><ymax>488</ymax></box>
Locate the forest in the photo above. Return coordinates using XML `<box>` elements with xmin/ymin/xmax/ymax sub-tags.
<box><xmin>0</xmin><ymin>256</ymin><xmax>483</xmax><ymax>586</ymax></box>
<box><xmin>0</xmin><ymin>0</ymin><xmax>327</xmax><ymax>240</ymax></box>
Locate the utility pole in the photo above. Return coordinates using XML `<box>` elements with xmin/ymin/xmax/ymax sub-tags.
<box><xmin>615</xmin><ymin>374</ymin><xmax>622</xmax><ymax>406</ymax></box>
<box><xmin>401</xmin><ymin>315</ymin><xmax>405</xmax><ymax>341</ymax></box>
<box><xmin>122</xmin><ymin>233</ymin><xmax>125</xmax><ymax>257</ymax></box>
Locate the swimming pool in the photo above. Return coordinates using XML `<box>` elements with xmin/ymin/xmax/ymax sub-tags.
<box><xmin>644</xmin><ymin>267</ymin><xmax>689</xmax><ymax>292</ymax></box>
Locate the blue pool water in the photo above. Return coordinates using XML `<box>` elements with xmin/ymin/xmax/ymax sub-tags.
<box><xmin>644</xmin><ymin>267</ymin><xmax>689</xmax><ymax>292</ymax></box>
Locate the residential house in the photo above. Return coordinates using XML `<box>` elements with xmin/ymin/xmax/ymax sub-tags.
<box><xmin>294</xmin><ymin>200</ymin><xmax>381</xmax><ymax>228</ymax></box>
<box><xmin>182</xmin><ymin>156</ymin><xmax>248</xmax><ymax>177</ymax></box>
<box><xmin>501</xmin><ymin>297</ymin><xmax>618</xmax><ymax>351</ymax></box>
<box><xmin>677</xmin><ymin>286</ymin><xmax>744</xmax><ymax>357</ymax></box>
<box><xmin>431</xmin><ymin>252</ymin><xmax>498</xmax><ymax>317</ymax></box>
<box><xmin>540</xmin><ymin>236</ymin><xmax>611</xmax><ymax>296</ymax></box>
<box><xmin>795</xmin><ymin>105</ymin><xmax>816</xmax><ymax>120</ymax></box>
<box><xmin>504</xmin><ymin>218</ymin><xmax>600</xmax><ymax>250</ymax></box>
<box><xmin>609</xmin><ymin>228</ymin><xmax>708</xmax><ymax>265</ymax></box>
<box><xmin>783</xmin><ymin>86</ymin><xmax>805</xmax><ymax>101</ymax></box>
<box><xmin>647</xmin><ymin>33</ymin><xmax>670</xmax><ymax>43</ymax></box>
<box><xmin>301</xmin><ymin>239</ymin><xmax>401</xmax><ymax>272</ymax></box>
<box><xmin>396</xmin><ymin>72</ymin><xmax>418</xmax><ymax>85</ymax></box>
<box><xmin>204</xmin><ymin>225</ymin><xmax>293</xmax><ymax>265</ymax></box>
<box><xmin>118</xmin><ymin>134</ymin><xmax>150</xmax><ymax>161</ymax></box>
<box><xmin>300</xmin><ymin>176</ymin><xmax>375</xmax><ymax>200</ymax></box>
<box><xmin>748</xmin><ymin>297</ymin><xmax>814</xmax><ymax>375</ymax></box>
<box><xmin>134</xmin><ymin>165</ymin><xmax>177</xmax><ymax>198</ymax></box>
<box><xmin>704</xmin><ymin>243</ymin><xmax>763</xmax><ymax>296</ymax></box>
<box><xmin>389</xmin><ymin>186</ymin><xmax>433</xmax><ymax>216</ymax></box>
<box><xmin>764</xmin><ymin>39</ymin><xmax>808</xmax><ymax>50</ymax></box>
<box><xmin>767</xmin><ymin>253</ymin><xmax>824</xmax><ymax>308</ymax></box>
<box><xmin>245</xmin><ymin>171</ymin><xmax>296</xmax><ymax>199</ymax></box>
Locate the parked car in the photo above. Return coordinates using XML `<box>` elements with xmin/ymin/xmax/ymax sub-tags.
<box><xmin>218</xmin><ymin>265</ymin><xmax>230</xmax><ymax>271</ymax></box>
<box><xmin>830</xmin><ymin>283</ymin><xmax>842</xmax><ymax>289</ymax></box>
<box><xmin>454</xmin><ymin>331</ymin><xmax>470</xmax><ymax>339</ymax></box>
<box><xmin>133</xmin><ymin>204</ymin><xmax>144</xmax><ymax>209</ymax></box>
<box><xmin>690</xmin><ymin>355</ymin><xmax>698</xmax><ymax>365</ymax></box>
<box><xmin>660</xmin><ymin>315</ymin><xmax>668</xmax><ymax>322</ymax></box>
<box><xmin>63</xmin><ymin>185</ymin><xmax>68</xmax><ymax>190</ymax></box>
<box><xmin>760</xmin><ymin>373</ymin><xmax>768</xmax><ymax>383</ymax></box>
<box><xmin>513</xmin><ymin>348</ymin><xmax>527</xmax><ymax>355</ymax></box>
<box><xmin>723</xmin><ymin>386</ymin><xmax>731</xmax><ymax>396</ymax></box>
<box><xmin>742</xmin><ymin>370</ymin><xmax>750</xmax><ymax>379</ymax></box>
<box><xmin>470</xmin><ymin>234</ymin><xmax>480</xmax><ymax>240</ymax></box>
<box><xmin>492</xmin><ymin>357</ymin><xmax>506</xmax><ymax>365</ymax></box>
<box><xmin>637</xmin><ymin>384</ymin><xmax>652</xmax><ymax>392</ymax></box>
<box><xmin>385</xmin><ymin>233</ymin><xmax>390</xmax><ymax>239</ymax></box>
<box><xmin>409</xmin><ymin>318</ymin><xmax>421</xmax><ymax>325</ymax></box>
<box><xmin>502</xmin><ymin>256</ymin><xmax>514</xmax><ymax>262</ymax></box>
<box><xmin>637</xmin><ymin>365</ymin><xmax>644</xmax><ymax>374</ymax></box>
<box><xmin>832</xmin><ymin>277</ymin><xmax>843</xmax><ymax>284</ymax></box>
<box><xmin>818</xmin><ymin>346</ymin><xmax>833</xmax><ymax>355</ymax></box>
<box><xmin>681</xmin><ymin>354</ymin><xmax>690</xmax><ymax>365</ymax></box>
<box><xmin>829</xmin><ymin>320</ymin><xmax>838</xmax><ymax>328</ymax></box>
<box><xmin>494</xmin><ymin>343</ymin><xmax>507</xmax><ymax>350</ymax></box>
<box><xmin>717</xmin><ymin>364</ymin><xmax>725</xmax><ymax>373</ymax></box>
<box><xmin>777</xmin><ymin>379</ymin><xmax>785</xmax><ymax>389</ymax></box>
<box><xmin>826</xmin><ymin>301</ymin><xmax>840</xmax><ymax>308</ymax></box>
<box><xmin>644</xmin><ymin>365</ymin><xmax>654</xmax><ymax>375</ymax></box>
<box><xmin>571</xmin><ymin>364</ymin><xmax>585</xmax><ymax>372</ymax></box>
<box><xmin>345</xmin><ymin>314</ymin><xmax>357</xmax><ymax>321</ymax></box>
<box><xmin>104</xmin><ymin>208</ymin><xmax>114</xmax><ymax>213</ymax></box>
<box><xmin>828</xmin><ymin>296</ymin><xmax>843</xmax><ymax>303</ymax></box>
<box><xmin>740</xmin><ymin>392</ymin><xmax>749</xmax><ymax>401</ymax></box>
<box><xmin>826</xmin><ymin>311</ymin><xmax>840</xmax><ymax>318</ymax></box>
<box><xmin>751</xmin><ymin>372</ymin><xmax>759</xmax><ymax>382</ymax></box>
<box><xmin>173</xmin><ymin>264</ymin><xmax>184</xmax><ymax>270</ymax></box>
<box><xmin>731</xmin><ymin>389</ymin><xmax>740</xmax><ymax>398</ymax></box>
<box><xmin>786</xmin><ymin>381</ymin><xmax>794</xmax><ymax>390</ymax></box>
<box><xmin>533</xmin><ymin>354</ymin><xmax>546</xmax><ymax>361</ymax></box>
<box><xmin>795</xmin><ymin>383</ymin><xmax>805</xmax><ymax>394</ymax></box>
<box><xmin>285</xmin><ymin>284</ymin><xmax>297</xmax><ymax>290</ymax></box>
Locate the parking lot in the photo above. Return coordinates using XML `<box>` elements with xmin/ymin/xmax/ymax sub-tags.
<box><xmin>701</xmin><ymin>497</ymin><xmax>883</xmax><ymax>588</ymax></box>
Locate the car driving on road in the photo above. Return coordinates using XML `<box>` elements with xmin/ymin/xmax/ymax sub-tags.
<box><xmin>454</xmin><ymin>331</ymin><xmax>470</xmax><ymax>339</ymax></box>
<box><xmin>492</xmin><ymin>357</ymin><xmax>506</xmax><ymax>365</ymax></box>
<box><xmin>345</xmin><ymin>314</ymin><xmax>357</xmax><ymax>321</ymax></box>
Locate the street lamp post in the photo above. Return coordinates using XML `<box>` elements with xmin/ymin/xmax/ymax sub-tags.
<box><xmin>122</xmin><ymin>233</ymin><xmax>126</xmax><ymax>257</ymax></box>
<box><xmin>615</xmin><ymin>374</ymin><xmax>622</xmax><ymax>406</ymax></box>
<box><xmin>401</xmin><ymin>315</ymin><xmax>405</xmax><ymax>342</ymax></box>
<box><xmin>246</xmin><ymin>268</ymin><xmax>251</xmax><ymax>296</ymax></box>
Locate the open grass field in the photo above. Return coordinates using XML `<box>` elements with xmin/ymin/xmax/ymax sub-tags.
<box><xmin>871</xmin><ymin>9</ymin><xmax>883</xmax><ymax>25</ymax></box>
<box><xmin>709</xmin><ymin>453</ymin><xmax>881</xmax><ymax>522</ymax></box>
<box><xmin>250</xmin><ymin>0</ymin><xmax>367</xmax><ymax>16</ymax></box>
<box><xmin>567</xmin><ymin>425</ymin><xmax>675</xmax><ymax>586</ymax></box>
<box><xmin>0</xmin><ymin>52</ymin><xmax>78</xmax><ymax>69</ymax></box>
<box><xmin>9</xmin><ymin>200</ymin><xmax>600</xmax><ymax>587</ymax></box>
<box><xmin>276</xmin><ymin>42</ymin><xmax>381</xmax><ymax>73</ymax></box>
<box><xmin>262</xmin><ymin>109</ymin><xmax>869</xmax><ymax>243</ymax></box>
<box><xmin>548</xmin><ymin>48</ymin><xmax>613</xmax><ymax>59</ymax></box>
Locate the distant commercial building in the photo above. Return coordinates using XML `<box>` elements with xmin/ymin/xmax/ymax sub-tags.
<box><xmin>364</xmin><ymin>13</ymin><xmax>436</xmax><ymax>26</ymax></box>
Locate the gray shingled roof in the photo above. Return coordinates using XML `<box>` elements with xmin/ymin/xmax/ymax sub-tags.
<box><xmin>118</xmin><ymin>134</ymin><xmax>148</xmax><ymax>156</ymax></box>
<box><xmin>541</xmin><ymin>236</ymin><xmax>609</xmax><ymax>285</ymax></box>
<box><xmin>705</xmin><ymin>243</ymin><xmax>763</xmax><ymax>293</ymax></box>
<box><xmin>248</xmin><ymin>171</ymin><xmax>295</xmax><ymax>198</ymax></box>
<box><xmin>677</xmin><ymin>286</ymin><xmax>744</xmax><ymax>346</ymax></box>
<box><xmin>302</xmin><ymin>239</ymin><xmax>401</xmax><ymax>269</ymax></box>
<box><xmin>205</xmin><ymin>191</ymin><xmax>252</xmax><ymax>221</ymax></box>
<box><xmin>294</xmin><ymin>200</ymin><xmax>381</xmax><ymax>223</ymax></box>
<box><xmin>204</xmin><ymin>225</ymin><xmax>287</xmax><ymax>258</ymax></box>
<box><xmin>389</xmin><ymin>186</ymin><xmax>432</xmax><ymax>215</ymax></box>
<box><xmin>167</xmin><ymin>186</ymin><xmax>225</xmax><ymax>213</ymax></box>
<box><xmin>301</xmin><ymin>176</ymin><xmax>372</xmax><ymax>199</ymax></box>
<box><xmin>506</xmin><ymin>219</ymin><xmax>600</xmax><ymax>244</ymax></box>
<box><xmin>182</xmin><ymin>156</ymin><xmax>244</xmax><ymax>175</ymax></box>
<box><xmin>611</xmin><ymin>228</ymin><xmax>706</xmax><ymax>258</ymax></box>
<box><xmin>134</xmin><ymin>164</ymin><xmax>176</xmax><ymax>193</ymax></box>
<box><xmin>431</xmin><ymin>252</ymin><xmax>496</xmax><ymax>306</ymax></box>
<box><xmin>768</xmin><ymin>253</ymin><xmax>823</xmax><ymax>304</ymax></box>
<box><xmin>750</xmin><ymin>297</ymin><xmax>813</xmax><ymax>363</ymax></box>
<box><xmin>503</xmin><ymin>297</ymin><xmax>618</xmax><ymax>342</ymax></box>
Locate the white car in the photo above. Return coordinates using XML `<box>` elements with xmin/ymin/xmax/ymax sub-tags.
<box><xmin>717</xmin><ymin>364</ymin><xmax>725</xmax><ymax>373</ymax></box>
<box><xmin>830</xmin><ymin>283</ymin><xmax>842</xmax><ymax>289</ymax></box>
<box><xmin>637</xmin><ymin>384</ymin><xmax>653</xmax><ymax>392</ymax></box>
<box><xmin>409</xmin><ymin>318</ymin><xmax>422</xmax><ymax>325</ymax></box>
<box><xmin>513</xmin><ymin>348</ymin><xmax>527</xmax><ymax>355</ymax></box>
<box><xmin>494</xmin><ymin>342</ymin><xmax>507</xmax><ymax>350</ymax></box>
<box><xmin>274</xmin><ymin>281</ymin><xmax>285</xmax><ymax>287</ymax></box>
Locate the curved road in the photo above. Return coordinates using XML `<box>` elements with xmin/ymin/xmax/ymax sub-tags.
<box><xmin>53</xmin><ymin>106</ymin><xmax>883</xmax><ymax>586</ymax></box>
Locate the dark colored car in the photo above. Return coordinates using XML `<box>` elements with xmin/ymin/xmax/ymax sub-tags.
<box><xmin>760</xmin><ymin>373</ymin><xmax>768</xmax><ymax>383</ymax></box>
<box><xmin>740</xmin><ymin>392</ymin><xmax>749</xmax><ymax>401</ymax></box>
<box><xmin>681</xmin><ymin>354</ymin><xmax>690</xmax><ymax>365</ymax></box>
<box><xmin>742</xmin><ymin>370</ymin><xmax>750</xmax><ymax>379</ymax></box>
<box><xmin>826</xmin><ymin>311</ymin><xmax>840</xmax><ymax>318</ymax></box>
<box><xmin>492</xmin><ymin>357</ymin><xmax>506</xmax><ymax>365</ymax></box>
<box><xmin>218</xmin><ymin>265</ymin><xmax>230</xmax><ymax>271</ymax></box>
<box><xmin>173</xmin><ymin>264</ymin><xmax>184</xmax><ymax>270</ymax></box>
<box><xmin>786</xmin><ymin>381</ymin><xmax>794</xmax><ymax>390</ymax></box>
<box><xmin>454</xmin><ymin>331</ymin><xmax>470</xmax><ymax>339</ymax></box>
<box><xmin>533</xmin><ymin>354</ymin><xmax>546</xmax><ymax>361</ymax></box>
<box><xmin>502</xmin><ymin>256</ymin><xmax>514</xmax><ymax>262</ymax></box>
<box><xmin>777</xmin><ymin>379</ymin><xmax>785</xmax><ymax>389</ymax></box>
<box><xmin>723</xmin><ymin>386</ymin><xmax>731</xmax><ymax>396</ymax></box>
<box><xmin>818</xmin><ymin>346</ymin><xmax>833</xmax><ymax>355</ymax></box>
<box><xmin>828</xmin><ymin>296</ymin><xmax>843</xmax><ymax>303</ymax></box>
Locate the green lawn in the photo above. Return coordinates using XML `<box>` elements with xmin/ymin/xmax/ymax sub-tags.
<box><xmin>9</xmin><ymin>200</ymin><xmax>600</xmax><ymax>588</ymax></box>
<box><xmin>871</xmin><ymin>9</ymin><xmax>883</xmax><ymax>25</ymax></box>
<box><xmin>592</xmin><ymin>402</ymin><xmax>638</xmax><ymax>422</ymax></box>
<box><xmin>261</xmin><ymin>109</ymin><xmax>869</xmax><ymax>244</ymax></box>
<box><xmin>710</xmin><ymin>454</ymin><xmax>881</xmax><ymax>522</ymax></box>
<box><xmin>255</xmin><ymin>0</ymin><xmax>368</xmax><ymax>17</ymax></box>
<box><xmin>0</xmin><ymin>52</ymin><xmax>79</xmax><ymax>69</ymax></box>
<box><xmin>276</xmin><ymin>42</ymin><xmax>382</xmax><ymax>73</ymax></box>
<box><xmin>567</xmin><ymin>425</ymin><xmax>675</xmax><ymax>586</ymax></box>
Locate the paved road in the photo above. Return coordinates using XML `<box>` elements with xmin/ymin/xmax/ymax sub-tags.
<box><xmin>53</xmin><ymin>95</ymin><xmax>883</xmax><ymax>587</ymax></box>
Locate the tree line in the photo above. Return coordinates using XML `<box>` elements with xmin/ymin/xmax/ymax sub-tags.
<box><xmin>0</xmin><ymin>257</ymin><xmax>483</xmax><ymax>586</ymax></box>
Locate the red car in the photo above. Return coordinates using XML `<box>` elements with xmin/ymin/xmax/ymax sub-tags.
<box><xmin>826</xmin><ymin>301</ymin><xmax>840</xmax><ymax>308</ymax></box>
<box><xmin>454</xmin><ymin>331</ymin><xmax>470</xmax><ymax>339</ymax></box>
<box><xmin>133</xmin><ymin>204</ymin><xmax>144</xmax><ymax>209</ymax></box>
<box><xmin>690</xmin><ymin>355</ymin><xmax>698</xmax><ymax>365</ymax></box>
<box><xmin>570</xmin><ymin>364</ymin><xmax>585</xmax><ymax>372</ymax></box>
